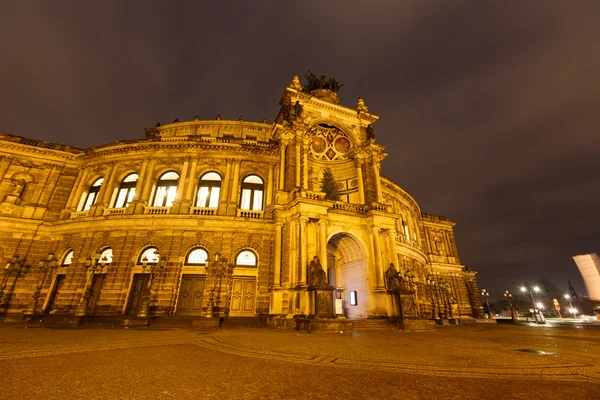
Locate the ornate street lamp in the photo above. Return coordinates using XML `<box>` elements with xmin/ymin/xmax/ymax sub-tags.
<box><xmin>25</xmin><ymin>253</ymin><xmax>58</xmax><ymax>315</ymax></box>
<box><xmin>426</xmin><ymin>275</ymin><xmax>440</xmax><ymax>320</ymax></box>
<box><xmin>0</xmin><ymin>254</ymin><xmax>29</xmax><ymax>313</ymax></box>
<box><xmin>76</xmin><ymin>252</ymin><xmax>109</xmax><ymax>316</ymax></box>
<box><xmin>138</xmin><ymin>250</ymin><xmax>165</xmax><ymax>318</ymax></box>
<box><xmin>439</xmin><ymin>280</ymin><xmax>452</xmax><ymax>319</ymax></box>
<box><xmin>503</xmin><ymin>289</ymin><xmax>517</xmax><ymax>323</ymax></box>
<box><xmin>481</xmin><ymin>289</ymin><xmax>493</xmax><ymax>319</ymax></box>
<box><xmin>205</xmin><ymin>253</ymin><xmax>228</xmax><ymax>318</ymax></box>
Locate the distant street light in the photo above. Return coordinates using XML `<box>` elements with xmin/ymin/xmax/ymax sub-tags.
<box><xmin>564</xmin><ymin>294</ymin><xmax>574</xmax><ymax>309</ymax></box>
<box><xmin>569</xmin><ymin>307</ymin><xmax>579</xmax><ymax>317</ymax></box>
<box><xmin>481</xmin><ymin>288</ymin><xmax>493</xmax><ymax>319</ymax></box>
<box><xmin>520</xmin><ymin>286</ymin><xmax>540</xmax><ymax>310</ymax></box>
<box><xmin>504</xmin><ymin>289</ymin><xmax>517</xmax><ymax>323</ymax></box>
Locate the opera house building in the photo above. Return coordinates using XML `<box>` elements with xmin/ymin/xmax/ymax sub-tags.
<box><xmin>0</xmin><ymin>76</ymin><xmax>484</xmax><ymax>330</ymax></box>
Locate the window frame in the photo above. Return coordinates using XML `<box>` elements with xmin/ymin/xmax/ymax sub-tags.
<box><xmin>185</xmin><ymin>247</ymin><xmax>209</xmax><ymax>266</ymax></box>
<box><xmin>152</xmin><ymin>171</ymin><xmax>179</xmax><ymax>207</ymax></box>
<box><xmin>235</xmin><ymin>249</ymin><xmax>258</xmax><ymax>267</ymax></box>
<box><xmin>195</xmin><ymin>172</ymin><xmax>222</xmax><ymax>208</ymax></box>
<box><xmin>239</xmin><ymin>175</ymin><xmax>264</xmax><ymax>211</ymax></box>
<box><xmin>81</xmin><ymin>178</ymin><xmax>104</xmax><ymax>211</ymax></box>
<box><xmin>114</xmin><ymin>173</ymin><xmax>139</xmax><ymax>208</ymax></box>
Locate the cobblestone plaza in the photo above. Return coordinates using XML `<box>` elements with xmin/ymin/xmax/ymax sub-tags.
<box><xmin>1</xmin><ymin>324</ymin><xmax>598</xmax><ymax>399</ymax></box>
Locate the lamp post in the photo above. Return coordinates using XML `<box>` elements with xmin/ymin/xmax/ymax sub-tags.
<box><xmin>0</xmin><ymin>254</ymin><xmax>29</xmax><ymax>313</ymax></box>
<box><xmin>76</xmin><ymin>252</ymin><xmax>108</xmax><ymax>316</ymax></box>
<box><xmin>520</xmin><ymin>285</ymin><xmax>540</xmax><ymax>315</ymax></box>
<box><xmin>138</xmin><ymin>251</ymin><xmax>165</xmax><ymax>318</ymax></box>
<box><xmin>439</xmin><ymin>280</ymin><xmax>452</xmax><ymax>319</ymax></box>
<box><xmin>426</xmin><ymin>275</ymin><xmax>440</xmax><ymax>320</ymax></box>
<box><xmin>564</xmin><ymin>294</ymin><xmax>578</xmax><ymax>318</ymax></box>
<box><xmin>481</xmin><ymin>289</ymin><xmax>493</xmax><ymax>319</ymax></box>
<box><xmin>205</xmin><ymin>253</ymin><xmax>228</xmax><ymax>318</ymax></box>
<box><xmin>504</xmin><ymin>289</ymin><xmax>517</xmax><ymax>323</ymax></box>
<box><xmin>25</xmin><ymin>253</ymin><xmax>58</xmax><ymax>315</ymax></box>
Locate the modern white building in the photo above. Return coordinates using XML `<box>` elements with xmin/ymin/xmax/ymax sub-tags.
<box><xmin>572</xmin><ymin>254</ymin><xmax>600</xmax><ymax>301</ymax></box>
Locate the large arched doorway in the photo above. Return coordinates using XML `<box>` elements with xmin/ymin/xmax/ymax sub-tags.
<box><xmin>327</xmin><ymin>233</ymin><xmax>368</xmax><ymax>319</ymax></box>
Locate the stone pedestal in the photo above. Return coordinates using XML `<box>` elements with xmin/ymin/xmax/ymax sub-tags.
<box><xmin>308</xmin><ymin>284</ymin><xmax>335</xmax><ymax>318</ymax></box>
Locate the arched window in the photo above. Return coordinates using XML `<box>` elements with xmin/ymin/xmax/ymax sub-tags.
<box><xmin>152</xmin><ymin>171</ymin><xmax>179</xmax><ymax>207</ymax></box>
<box><xmin>99</xmin><ymin>248</ymin><xmax>113</xmax><ymax>264</ymax></box>
<box><xmin>236</xmin><ymin>250</ymin><xmax>257</xmax><ymax>267</ymax></box>
<box><xmin>239</xmin><ymin>175</ymin><xmax>264</xmax><ymax>211</ymax></box>
<box><xmin>196</xmin><ymin>172</ymin><xmax>221</xmax><ymax>208</ymax></box>
<box><xmin>81</xmin><ymin>178</ymin><xmax>104</xmax><ymax>211</ymax></box>
<box><xmin>186</xmin><ymin>248</ymin><xmax>209</xmax><ymax>265</ymax></box>
<box><xmin>114</xmin><ymin>173</ymin><xmax>138</xmax><ymax>208</ymax></box>
<box><xmin>62</xmin><ymin>250</ymin><xmax>73</xmax><ymax>266</ymax></box>
<box><xmin>138</xmin><ymin>247</ymin><xmax>160</xmax><ymax>264</ymax></box>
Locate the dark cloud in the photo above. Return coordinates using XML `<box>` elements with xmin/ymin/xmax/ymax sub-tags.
<box><xmin>1</xmin><ymin>0</ymin><xmax>599</xmax><ymax>299</ymax></box>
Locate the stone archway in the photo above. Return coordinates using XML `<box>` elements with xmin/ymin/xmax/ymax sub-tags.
<box><xmin>327</xmin><ymin>233</ymin><xmax>368</xmax><ymax>319</ymax></box>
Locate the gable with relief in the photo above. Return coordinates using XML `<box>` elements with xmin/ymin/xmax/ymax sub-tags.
<box><xmin>308</xmin><ymin>124</ymin><xmax>352</xmax><ymax>161</ymax></box>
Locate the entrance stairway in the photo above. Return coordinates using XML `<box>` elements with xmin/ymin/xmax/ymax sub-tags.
<box><xmin>219</xmin><ymin>316</ymin><xmax>266</xmax><ymax>328</ymax></box>
<box><xmin>350</xmin><ymin>319</ymin><xmax>396</xmax><ymax>331</ymax></box>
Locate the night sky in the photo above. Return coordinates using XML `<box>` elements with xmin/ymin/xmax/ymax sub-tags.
<box><xmin>1</xmin><ymin>1</ymin><xmax>599</xmax><ymax>300</ymax></box>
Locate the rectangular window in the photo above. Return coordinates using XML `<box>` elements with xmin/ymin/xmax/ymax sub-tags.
<box><xmin>115</xmin><ymin>189</ymin><xmax>128</xmax><ymax>208</ymax></box>
<box><xmin>208</xmin><ymin>187</ymin><xmax>220</xmax><ymax>208</ymax></box>
<box><xmin>83</xmin><ymin>192</ymin><xmax>96</xmax><ymax>211</ymax></box>
<box><xmin>166</xmin><ymin>186</ymin><xmax>177</xmax><ymax>206</ymax></box>
<box><xmin>350</xmin><ymin>291</ymin><xmax>358</xmax><ymax>306</ymax></box>
<box><xmin>240</xmin><ymin>189</ymin><xmax>252</xmax><ymax>210</ymax></box>
<box><xmin>126</xmin><ymin>188</ymin><xmax>136</xmax><ymax>206</ymax></box>
<box><xmin>197</xmin><ymin>187</ymin><xmax>209</xmax><ymax>207</ymax></box>
<box><xmin>252</xmin><ymin>190</ymin><xmax>263</xmax><ymax>211</ymax></box>
<box><xmin>153</xmin><ymin>186</ymin><xmax>167</xmax><ymax>207</ymax></box>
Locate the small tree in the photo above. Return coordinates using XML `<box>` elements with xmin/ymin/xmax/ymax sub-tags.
<box><xmin>321</xmin><ymin>168</ymin><xmax>340</xmax><ymax>201</ymax></box>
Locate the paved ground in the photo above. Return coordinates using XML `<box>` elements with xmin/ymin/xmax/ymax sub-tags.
<box><xmin>0</xmin><ymin>323</ymin><xmax>599</xmax><ymax>399</ymax></box>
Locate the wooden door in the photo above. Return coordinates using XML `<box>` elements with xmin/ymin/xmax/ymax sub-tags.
<box><xmin>86</xmin><ymin>274</ymin><xmax>106</xmax><ymax>314</ymax></box>
<box><xmin>125</xmin><ymin>274</ymin><xmax>150</xmax><ymax>316</ymax></box>
<box><xmin>229</xmin><ymin>277</ymin><xmax>256</xmax><ymax>317</ymax></box>
<box><xmin>176</xmin><ymin>275</ymin><xmax>205</xmax><ymax>316</ymax></box>
<box><xmin>45</xmin><ymin>275</ymin><xmax>66</xmax><ymax>313</ymax></box>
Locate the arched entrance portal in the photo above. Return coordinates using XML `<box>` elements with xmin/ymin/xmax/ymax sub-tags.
<box><xmin>327</xmin><ymin>233</ymin><xmax>368</xmax><ymax>319</ymax></box>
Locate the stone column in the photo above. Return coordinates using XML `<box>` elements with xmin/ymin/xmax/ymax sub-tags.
<box><xmin>131</xmin><ymin>158</ymin><xmax>149</xmax><ymax>202</ymax></box>
<box><xmin>266</xmin><ymin>163</ymin><xmax>274</xmax><ymax>206</ymax></box>
<box><xmin>175</xmin><ymin>159</ymin><xmax>189</xmax><ymax>203</ymax></box>
<box><xmin>387</xmin><ymin>230</ymin><xmax>398</xmax><ymax>267</ymax></box>
<box><xmin>183</xmin><ymin>158</ymin><xmax>198</xmax><ymax>204</ymax></box>
<box><xmin>229</xmin><ymin>160</ymin><xmax>241</xmax><ymax>203</ymax></box>
<box><xmin>92</xmin><ymin>163</ymin><xmax>118</xmax><ymax>215</ymax></box>
<box><xmin>139</xmin><ymin>158</ymin><xmax>157</xmax><ymax>204</ymax></box>
<box><xmin>70</xmin><ymin>169</ymin><xmax>90</xmax><ymax>211</ymax></box>
<box><xmin>273</xmin><ymin>222</ymin><xmax>283</xmax><ymax>288</ymax></box>
<box><xmin>355</xmin><ymin>158</ymin><xmax>365</xmax><ymax>204</ymax></box>
<box><xmin>65</xmin><ymin>168</ymin><xmax>85</xmax><ymax>210</ymax></box>
<box><xmin>289</xmin><ymin>219</ymin><xmax>297</xmax><ymax>286</ymax></box>
<box><xmin>302</xmin><ymin>141</ymin><xmax>309</xmax><ymax>190</ymax></box>
<box><xmin>299</xmin><ymin>217</ymin><xmax>308</xmax><ymax>285</ymax></box>
<box><xmin>295</xmin><ymin>141</ymin><xmax>301</xmax><ymax>188</ymax></box>
<box><xmin>373</xmin><ymin>163</ymin><xmax>383</xmax><ymax>203</ymax></box>
<box><xmin>371</xmin><ymin>227</ymin><xmax>384</xmax><ymax>288</ymax></box>
<box><xmin>221</xmin><ymin>159</ymin><xmax>233</xmax><ymax>202</ymax></box>
<box><xmin>319</xmin><ymin>220</ymin><xmax>328</xmax><ymax>272</ymax></box>
<box><xmin>279</xmin><ymin>142</ymin><xmax>287</xmax><ymax>191</ymax></box>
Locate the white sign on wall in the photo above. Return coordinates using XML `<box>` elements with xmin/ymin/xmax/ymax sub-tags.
<box><xmin>335</xmin><ymin>299</ymin><xmax>344</xmax><ymax>315</ymax></box>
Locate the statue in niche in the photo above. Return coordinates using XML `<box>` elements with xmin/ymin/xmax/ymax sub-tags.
<box><xmin>294</xmin><ymin>101</ymin><xmax>304</xmax><ymax>120</ymax></box>
<box><xmin>433</xmin><ymin>233</ymin><xmax>446</xmax><ymax>256</ymax></box>
<box><xmin>307</xmin><ymin>256</ymin><xmax>327</xmax><ymax>285</ymax></box>
<box><xmin>366</xmin><ymin>124</ymin><xmax>375</xmax><ymax>140</ymax></box>
<box><xmin>10</xmin><ymin>179</ymin><xmax>26</xmax><ymax>198</ymax></box>
<box><xmin>385</xmin><ymin>263</ymin><xmax>402</xmax><ymax>292</ymax></box>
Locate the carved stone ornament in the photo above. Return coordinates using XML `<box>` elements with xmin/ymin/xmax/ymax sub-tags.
<box><xmin>307</xmin><ymin>124</ymin><xmax>352</xmax><ymax>161</ymax></box>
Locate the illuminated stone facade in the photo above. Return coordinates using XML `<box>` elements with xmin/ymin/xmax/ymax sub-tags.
<box><xmin>0</xmin><ymin>76</ymin><xmax>484</xmax><ymax>326</ymax></box>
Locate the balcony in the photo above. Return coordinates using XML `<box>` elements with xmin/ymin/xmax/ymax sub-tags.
<box><xmin>190</xmin><ymin>207</ymin><xmax>217</xmax><ymax>216</ymax></box>
<box><xmin>236</xmin><ymin>209</ymin><xmax>264</xmax><ymax>219</ymax></box>
<box><xmin>394</xmin><ymin>232</ymin><xmax>421</xmax><ymax>250</ymax></box>
<box><xmin>143</xmin><ymin>206</ymin><xmax>170</xmax><ymax>215</ymax></box>
<box><xmin>71</xmin><ymin>210</ymin><xmax>89</xmax><ymax>219</ymax></box>
<box><xmin>103</xmin><ymin>208</ymin><xmax>126</xmax><ymax>216</ymax></box>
